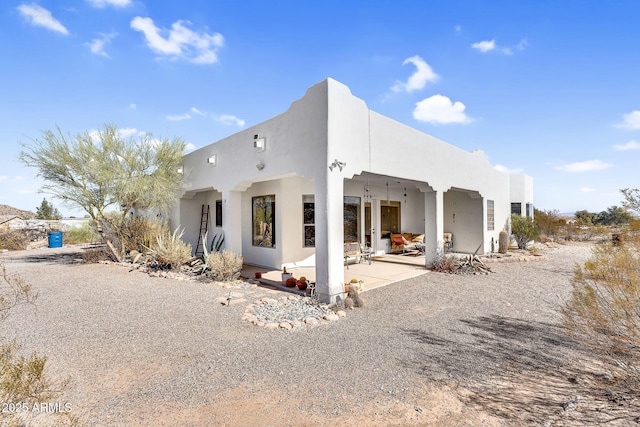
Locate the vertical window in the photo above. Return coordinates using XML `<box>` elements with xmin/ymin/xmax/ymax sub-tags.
<box><xmin>526</xmin><ymin>203</ymin><xmax>534</xmax><ymax>218</ymax></box>
<box><xmin>511</xmin><ymin>202</ymin><xmax>522</xmax><ymax>215</ymax></box>
<box><xmin>303</xmin><ymin>195</ymin><xmax>315</xmax><ymax>247</ymax></box>
<box><xmin>343</xmin><ymin>196</ymin><xmax>361</xmax><ymax>242</ymax></box>
<box><xmin>380</xmin><ymin>200</ymin><xmax>401</xmax><ymax>239</ymax></box>
<box><xmin>487</xmin><ymin>200</ymin><xmax>495</xmax><ymax>231</ymax></box>
<box><xmin>215</xmin><ymin>200</ymin><xmax>222</xmax><ymax>227</ymax></box>
<box><xmin>252</xmin><ymin>195</ymin><xmax>275</xmax><ymax>247</ymax></box>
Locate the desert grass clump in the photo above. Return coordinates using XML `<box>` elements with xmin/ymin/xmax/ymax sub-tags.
<box><xmin>563</xmin><ymin>235</ymin><xmax>640</xmax><ymax>392</ymax></box>
<box><xmin>147</xmin><ymin>227</ymin><xmax>192</xmax><ymax>271</ymax></box>
<box><xmin>204</xmin><ymin>250</ymin><xmax>243</xmax><ymax>281</ymax></box>
<box><xmin>432</xmin><ymin>255</ymin><xmax>460</xmax><ymax>273</ymax></box>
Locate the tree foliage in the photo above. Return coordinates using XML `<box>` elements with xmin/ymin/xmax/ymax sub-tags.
<box><xmin>35</xmin><ymin>198</ymin><xmax>61</xmax><ymax>220</ymax></box>
<box><xmin>621</xmin><ymin>188</ymin><xmax>640</xmax><ymax>215</ymax></box>
<box><xmin>534</xmin><ymin>208</ymin><xmax>563</xmax><ymax>238</ymax></box>
<box><xmin>510</xmin><ymin>214</ymin><xmax>538</xmax><ymax>249</ymax></box>
<box><xmin>20</xmin><ymin>124</ymin><xmax>186</xmax><ymax>254</ymax></box>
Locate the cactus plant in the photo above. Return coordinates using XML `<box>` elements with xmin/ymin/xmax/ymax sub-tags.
<box><xmin>498</xmin><ymin>230</ymin><xmax>509</xmax><ymax>254</ymax></box>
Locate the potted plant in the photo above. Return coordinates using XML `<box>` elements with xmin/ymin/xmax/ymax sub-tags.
<box><xmin>296</xmin><ymin>276</ymin><xmax>308</xmax><ymax>291</ymax></box>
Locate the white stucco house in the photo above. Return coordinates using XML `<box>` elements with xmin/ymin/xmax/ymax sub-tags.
<box><xmin>170</xmin><ymin>78</ymin><xmax>533</xmax><ymax>302</ymax></box>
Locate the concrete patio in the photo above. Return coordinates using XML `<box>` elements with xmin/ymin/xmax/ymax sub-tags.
<box><xmin>241</xmin><ymin>254</ymin><xmax>430</xmax><ymax>295</ymax></box>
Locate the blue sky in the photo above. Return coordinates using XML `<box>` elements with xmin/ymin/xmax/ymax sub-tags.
<box><xmin>2</xmin><ymin>0</ymin><xmax>640</xmax><ymax>216</ymax></box>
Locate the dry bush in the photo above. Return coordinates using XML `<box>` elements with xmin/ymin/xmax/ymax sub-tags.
<box><xmin>0</xmin><ymin>230</ymin><xmax>28</xmax><ymax>251</ymax></box>
<box><xmin>347</xmin><ymin>285</ymin><xmax>365</xmax><ymax>308</ymax></box>
<box><xmin>204</xmin><ymin>250</ymin><xmax>243</xmax><ymax>281</ymax></box>
<box><xmin>118</xmin><ymin>215</ymin><xmax>165</xmax><ymax>254</ymax></box>
<box><xmin>147</xmin><ymin>227</ymin><xmax>192</xmax><ymax>271</ymax></box>
<box><xmin>81</xmin><ymin>248</ymin><xmax>112</xmax><ymax>263</ymax></box>
<box><xmin>432</xmin><ymin>255</ymin><xmax>460</xmax><ymax>273</ymax></box>
<box><xmin>563</xmin><ymin>235</ymin><xmax>640</xmax><ymax>391</ymax></box>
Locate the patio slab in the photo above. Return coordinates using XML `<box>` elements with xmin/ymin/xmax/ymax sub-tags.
<box><xmin>241</xmin><ymin>254</ymin><xmax>430</xmax><ymax>294</ymax></box>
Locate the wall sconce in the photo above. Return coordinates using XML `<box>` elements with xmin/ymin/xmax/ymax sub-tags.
<box><xmin>256</xmin><ymin>162</ymin><xmax>265</xmax><ymax>170</ymax></box>
<box><xmin>207</xmin><ymin>155</ymin><xmax>217</xmax><ymax>166</ymax></box>
<box><xmin>177</xmin><ymin>166</ymin><xmax>184</xmax><ymax>175</ymax></box>
<box><xmin>328</xmin><ymin>159</ymin><xmax>346</xmax><ymax>172</ymax></box>
<box><xmin>254</xmin><ymin>134</ymin><xmax>266</xmax><ymax>152</ymax></box>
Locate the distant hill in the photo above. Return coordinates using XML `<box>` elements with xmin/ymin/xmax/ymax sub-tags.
<box><xmin>0</xmin><ymin>204</ymin><xmax>35</xmax><ymax>219</ymax></box>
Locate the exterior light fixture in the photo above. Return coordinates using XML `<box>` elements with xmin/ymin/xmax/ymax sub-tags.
<box><xmin>254</xmin><ymin>134</ymin><xmax>266</xmax><ymax>152</ymax></box>
<box><xmin>177</xmin><ymin>166</ymin><xmax>184</xmax><ymax>175</ymax></box>
<box><xmin>207</xmin><ymin>155</ymin><xmax>217</xmax><ymax>165</ymax></box>
<box><xmin>328</xmin><ymin>159</ymin><xmax>346</xmax><ymax>172</ymax></box>
<box><xmin>256</xmin><ymin>162</ymin><xmax>265</xmax><ymax>170</ymax></box>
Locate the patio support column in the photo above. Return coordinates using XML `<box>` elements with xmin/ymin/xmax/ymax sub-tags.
<box><xmin>424</xmin><ymin>190</ymin><xmax>444</xmax><ymax>266</ymax></box>
<box><xmin>314</xmin><ymin>173</ymin><xmax>345</xmax><ymax>303</ymax></box>
<box><xmin>221</xmin><ymin>190</ymin><xmax>242</xmax><ymax>255</ymax></box>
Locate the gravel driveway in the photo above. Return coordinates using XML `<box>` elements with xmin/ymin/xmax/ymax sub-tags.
<box><xmin>1</xmin><ymin>242</ymin><xmax>637</xmax><ymax>426</ymax></box>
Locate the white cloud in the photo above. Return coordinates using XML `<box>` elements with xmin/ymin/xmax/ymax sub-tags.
<box><xmin>413</xmin><ymin>94</ymin><xmax>472</xmax><ymax>124</ymax></box>
<box><xmin>472</xmin><ymin>38</ymin><xmax>527</xmax><ymax>55</ymax></box>
<box><xmin>166</xmin><ymin>113</ymin><xmax>191</xmax><ymax>121</ymax></box>
<box><xmin>555</xmin><ymin>159</ymin><xmax>613</xmax><ymax>172</ymax></box>
<box><xmin>130</xmin><ymin>17</ymin><xmax>224</xmax><ymax>64</ymax></box>
<box><xmin>581</xmin><ymin>187</ymin><xmax>596</xmax><ymax>192</ymax></box>
<box><xmin>86</xmin><ymin>0</ymin><xmax>131</xmax><ymax>7</ymax></box>
<box><xmin>454</xmin><ymin>25</ymin><xmax>461</xmax><ymax>33</ymax></box>
<box><xmin>190</xmin><ymin>107</ymin><xmax>205</xmax><ymax>115</ymax></box>
<box><xmin>613</xmin><ymin>140</ymin><xmax>640</xmax><ymax>151</ymax></box>
<box><xmin>617</xmin><ymin>111</ymin><xmax>640</xmax><ymax>129</ymax></box>
<box><xmin>118</xmin><ymin>127</ymin><xmax>139</xmax><ymax>138</ymax></box>
<box><xmin>218</xmin><ymin>114</ymin><xmax>245</xmax><ymax>127</ymax></box>
<box><xmin>472</xmin><ymin>40</ymin><xmax>495</xmax><ymax>53</ymax></box>
<box><xmin>184</xmin><ymin>143</ymin><xmax>197</xmax><ymax>152</ymax></box>
<box><xmin>85</xmin><ymin>32</ymin><xmax>117</xmax><ymax>57</ymax></box>
<box><xmin>390</xmin><ymin>55</ymin><xmax>438</xmax><ymax>93</ymax></box>
<box><xmin>128</xmin><ymin>103</ymin><xmax>136</xmax><ymax>110</ymax></box>
<box><xmin>17</xmin><ymin>4</ymin><xmax>69</xmax><ymax>35</ymax></box>
<box><xmin>494</xmin><ymin>164</ymin><xmax>524</xmax><ymax>174</ymax></box>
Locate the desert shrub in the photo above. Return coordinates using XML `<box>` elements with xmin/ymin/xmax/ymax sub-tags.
<box><xmin>81</xmin><ymin>248</ymin><xmax>112</xmax><ymax>263</ymax></box>
<box><xmin>432</xmin><ymin>255</ymin><xmax>460</xmax><ymax>273</ymax></box>
<box><xmin>511</xmin><ymin>214</ymin><xmax>539</xmax><ymax>249</ymax></box>
<box><xmin>204</xmin><ymin>250</ymin><xmax>243</xmax><ymax>281</ymax></box>
<box><xmin>147</xmin><ymin>227</ymin><xmax>192</xmax><ymax>271</ymax></box>
<box><xmin>63</xmin><ymin>222</ymin><xmax>99</xmax><ymax>245</ymax></box>
<box><xmin>563</xmin><ymin>236</ymin><xmax>640</xmax><ymax>390</ymax></box>
<box><xmin>0</xmin><ymin>230</ymin><xmax>28</xmax><ymax>251</ymax></box>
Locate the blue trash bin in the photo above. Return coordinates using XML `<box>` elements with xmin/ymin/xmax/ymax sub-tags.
<box><xmin>48</xmin><ymin>231</ymin><xmax>63</xmax><ymax>248</ymax></box>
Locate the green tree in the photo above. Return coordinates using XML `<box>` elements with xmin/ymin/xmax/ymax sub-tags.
<box><xmin>574</xmin><ymin>209</ymin><xmax>597</xmax><ymax>226</ymax></box>
<box><xmin>596</xmin><ymin>205</ymin><xmax>633</xmax><ymax>226</ymax></box>
<box><xmin>510</xmin><ymin>214</ymin><xmax>538</xmax><ymax>249</ymax></box>
<box><xmin>19</xmin><ymin>124</ymin><xmax>185</xmax><ymax>255</ymax></box>
<box><xmin>35</xmin><ymin>197</ymin><xmax>61</xmax><ymax>220</ymax></box>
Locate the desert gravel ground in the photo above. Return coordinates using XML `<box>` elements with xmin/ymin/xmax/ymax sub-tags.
<box><xmin>1</xmin><ymin>242</ymin><xmax>639</xmax><ymax>426</ymax></box>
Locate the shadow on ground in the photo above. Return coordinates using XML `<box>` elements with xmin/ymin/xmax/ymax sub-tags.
<box><xmin>402</xmin><ymin>316</ymin><xmax>640</xmax><ymax>425</ymax></box>
<box><xmin>5</xmin><ymin>250</ymin><xmax>84</xmax><ymax>265</ymax></box>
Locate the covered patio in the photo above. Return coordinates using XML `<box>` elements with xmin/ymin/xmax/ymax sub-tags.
<box><xmin>241</xmin><ymin>253</ymin><xmax>430</xmax><ymax>294</ymax></box>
